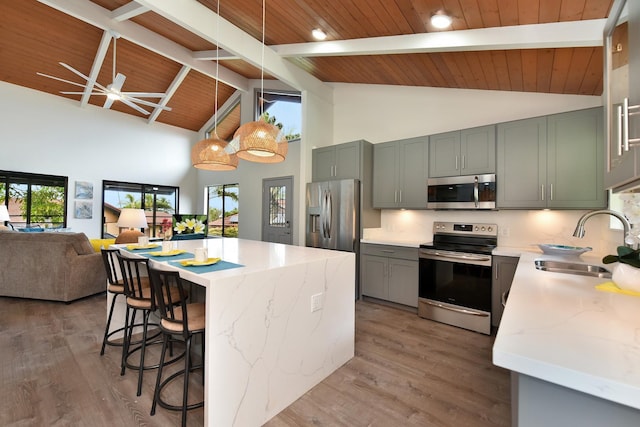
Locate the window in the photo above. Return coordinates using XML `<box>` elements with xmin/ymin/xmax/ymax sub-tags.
<box><xmin>102</xmin><ymin>181</ymin><xmax>178</xmax><ymax>239</ymax></box>
<box><xmin>207</xmin><ymin>184</ymin><xmax>238</xmax><ymax>237</ymax></box>
<box><xmin>256</xmin><ymin>90</ymin><xmax>301</xmax><ymax>141</ymax></box>
<box><xmin>0</xmin><ymin>171</ymin><xmax>68</xmax><ymax>229</ymax></box>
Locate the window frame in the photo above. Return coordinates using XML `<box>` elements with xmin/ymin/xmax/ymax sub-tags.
<box><xmin>255</xmin><ymin>89</ymin><xmax>302</xmax><ymax>142</ymax></box>
<box><xmin>206</xmin><ymin>183</ymin><xmax>239</xmax><ymax>237</ymax></box>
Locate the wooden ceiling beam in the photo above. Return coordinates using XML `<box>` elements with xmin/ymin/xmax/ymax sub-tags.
<box><xmin>272</xmin><ymin>19</ymin><xmax>606</xmax><ymax>58</ymax></box>
<box><xmin>148</xmin><ymin>64</ymin><xmax>190</xmax><ymax>124</ymax></box>
<box><xmin>37</xmin><ymin>0</ymin><xmax>248</xmax><ymax>91</ymax></box>
<box><xmin>134</xmin><ymin>0</ymin><xmax>332</xmax><ymax>103</ymax></box>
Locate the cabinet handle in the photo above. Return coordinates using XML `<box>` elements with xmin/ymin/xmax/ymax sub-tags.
<box><xmin>617</xmin><ymin>104</ymin><xmax>624</xmax><ymax>156</ymax></box>
<box><xmin>501</xmin><ymin>291</ymin><xmax>508</xmax><ymax>308</ymax></box>
<box><xmin>550</xmin><ymin>183</ymin><xmax>553</xmax><ymax>201</ymax></box>
<box><xmin>334</xmin><ymin>165</ymin><xmax>337</xmax><ymax>176</ymax></box>
<box><xmin>394</xmin><ymin>190</ymin><xmax>397</xmax><ymax>203</ymax></box>
<box><xmin>455</xmin><ymin>156</ymin><xmax>459</xmax><ymax>170</ymax></box>
<box><xmin>624</xmin><ymin>97</ymin><xmax>630</xmax><ymax>152</ymax></box>
<box><xmin>381</xmin><ymin>250</ymin><xmax>395</xmax><ymax>254</ymax></box>
<box><xmin>398</xmin><ymin>190</ymin><xmax>402</xmax><ymax>203</ymax></box>
<box><xmin>462</xmin><ymin>155</ymin><xmax>466</xmax><ymax>170</ymax></box>
<box><xmin>541</xmin><ymin>184</ymin><xmax>544</xmax><ymax>201</ymax></box>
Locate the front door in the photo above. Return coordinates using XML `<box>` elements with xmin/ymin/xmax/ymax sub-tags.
<box><xmin>262</xmin><ymin>176</ymin><xmax>293</xmax><ymax>244</ymax></box>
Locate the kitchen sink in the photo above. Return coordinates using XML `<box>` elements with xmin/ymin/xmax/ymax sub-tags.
<box><xmin>534</xmin><ymin>260</ymin><xmax>612</xmax><ymax>279</ymax></box>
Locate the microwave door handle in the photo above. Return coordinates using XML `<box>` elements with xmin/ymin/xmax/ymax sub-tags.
<box><xmin>474</xmin><ymin>176</ymin><xmax>479</xmax><ymax>208</ymax></box>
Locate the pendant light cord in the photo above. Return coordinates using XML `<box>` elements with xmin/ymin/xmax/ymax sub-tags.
<box><xmin>112</xmin><ymin>36</ymin><xmax>116</xmax><ymax>82</ymax></box>
<box><xmin>260</xmin><ymin>0</ymin><xmax>265</xmax><ymax>118</ymax></box>
<box><xmin>213</xmin><ymin>0</ymin><xmax>220</xmax><ymax>135</ymax></box>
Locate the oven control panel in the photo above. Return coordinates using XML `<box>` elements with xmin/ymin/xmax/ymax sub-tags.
<box><xmin>433</xmin><ymin>221</ymin><xmax>498</xmax><ymax>237</ymax></box>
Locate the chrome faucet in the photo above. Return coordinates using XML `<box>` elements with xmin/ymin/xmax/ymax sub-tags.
<box><xmin>572</xmin><ymin>209</ymin><xmax>633</xmax><ymax>248</ymax></box>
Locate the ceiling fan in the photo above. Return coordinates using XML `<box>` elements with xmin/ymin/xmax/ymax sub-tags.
<box><xmin>37</xmin><ymin>32</ymin><xmax>171</xmax><ymax>115</ymax></box>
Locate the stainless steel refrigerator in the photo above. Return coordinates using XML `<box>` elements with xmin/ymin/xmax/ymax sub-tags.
<box><xmin>306</xmin><ymin>179</ymin><xmax>361</xmax><ymax>298</ymax></box>
<box><xmin>306</xmin><ymin>179</ymin><xmax>359</xmax><ymax>252</ymax></box>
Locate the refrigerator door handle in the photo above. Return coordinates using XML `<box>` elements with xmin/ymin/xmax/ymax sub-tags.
<box><xmin>324</xmin><ymin>190</ymin><xmax>332</xmax><ymax>239</ymax></box>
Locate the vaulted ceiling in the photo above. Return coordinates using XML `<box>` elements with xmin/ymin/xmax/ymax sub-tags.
<box><xmin>0</xmin><ymin>0</ymin><xmax>614</xmax><ymax>134</ymax></box>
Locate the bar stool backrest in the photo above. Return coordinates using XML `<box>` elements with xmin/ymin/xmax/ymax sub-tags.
<box><xmin>148</xmin><ymin>266</ymin><xmax>190</xmax><ymax>339</ymax></box>
<box><xmin>116</xmin><ymin>252</ymin><xmax>153</xmax><ymax>308</ymax></box>
<box><xmin>101</xmin><ymin>248</ymin><xmax>121</xmax><ymax>286</ymax></box>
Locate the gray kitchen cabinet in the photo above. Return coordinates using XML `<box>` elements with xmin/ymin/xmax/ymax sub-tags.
<box><xmin>497</xmin><ymin>107</ymin><xmax>606</xmax><ymax>209</ymax></box>
<box><xmin>360</xmin><ymin>243</ymin><xmax>418</xmax><ymax>308</ymax></box>
<box><xmin>312</xmin><ymin>140</ymin><xmax>361</xmax><ymax>181</ymax></box>
<box><xmin>491</xmin><ymin>255</ymin><xmax>519</xmax><ymax>328</ymax></box>
<box><xmin>604</xmin><ymin>0</ymin><xmax>640</xmax><ymax>192</ymax></box>
<box><xmin>373</xmin><ymin>136</ymin><xmax>428</xmax><ymax>209</ymax></box>
<box><xmin>429</xmin><ymin>125</ymin><xmax>496</xmax><ymax>177</ymax></box>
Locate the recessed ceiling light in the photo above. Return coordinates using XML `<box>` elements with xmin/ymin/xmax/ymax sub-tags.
<box><xmin>312</xmin><ymin>28</ymin><xmax>327</xmax><ymax>40</ymax></box>
<box><xmin>431</xmin><ymin>13</ymin><xmax>452</xmax><ymax>29</ymax></box>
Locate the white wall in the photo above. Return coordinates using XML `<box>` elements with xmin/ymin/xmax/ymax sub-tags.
<box><xmin>331</xmin><ymin>83</ymin><xmax>617</xmax><ymax>255</ymax></box>
<box><xmin>332</xmin><ymin>83</ymin><xmax>601</xmax><ymax>143</ymax></box>
<box><xmin>0</xmin><ymin>81</ymin><xmax>198</xmax><ymax>238</ymax></box>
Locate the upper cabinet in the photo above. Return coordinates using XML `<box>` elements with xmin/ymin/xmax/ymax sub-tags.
<box><xmin>373</xmin><ymin>136</ymin><xmax>428</xmax><ymax>209</ymax></box>
<box><xmin>605</xmin><ymin>0</ymin><xmax>640</xmax><ymax>191</ymax></box>
<box><xmin>429</xmin><ymin>125</ymin><xmax>496</xmax><ymax>177</ymax></box>
<box><xmin>497</xmin><ymin>108</ymin><xmax>606</xmax><ymax>209</ymax></box>
<box><xmin>312</xmin><ymin>141</ymin><xmax>362</xmax><ymax>181</ymax></box>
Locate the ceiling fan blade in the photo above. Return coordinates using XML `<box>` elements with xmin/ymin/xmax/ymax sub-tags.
<box><xmin>103</xmin><ymin>97</ymin><xmax>115</xmax><ymax>109</ymax></box>
<box><xmin>120</xmin><ymin>92</ymin><xmax>165</xmax><ymax>98</ymax></box>
<box><xmin>61</xmin><ymin>91</ymin><xmax>107</xmax><ymax>95</ymax></box>
<box><xmin>58</xmin><ymin>62</ymin><xmax>109</xmax><ymax>92</ymax></box>
<box><xmin>122</xmin><ymin>95</ymin><xmax>172</xmax><ymax>112</ymax></box>
<box><xmin>110</xmin><ymin>73</ymin><xmax>126</xmax><ymax>91</ymax></box>
<box><xmin>119</xmin><ymin>97</ymin><xmax>151</xmax><ymax>115</ymax></box>
<box><xmin>36</xmin><ymin>72</ymin><xmax>87</xmax><ymax>89</ymax></box>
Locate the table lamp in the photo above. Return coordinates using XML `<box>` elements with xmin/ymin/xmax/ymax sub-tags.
<box><xmin>115</xmin><ymin>208</ymin><xmax>147</xmax><ymax>243</ymax></box>
<box><xmin>0</xmin><ymin>205</ymin><xmax>11</xmax><ymax>230</ymax></box>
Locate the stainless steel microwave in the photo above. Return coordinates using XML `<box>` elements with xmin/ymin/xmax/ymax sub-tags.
<box><xmin>427</xmin><ymin>174</ymin><xmax>496</xmax><ymax>209</ymax></box>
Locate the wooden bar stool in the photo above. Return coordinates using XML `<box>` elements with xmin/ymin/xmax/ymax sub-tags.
<box><xmin>148</xmin><ymin>265</ymin><xmax>205</xmax><ymax>427</ymax></box>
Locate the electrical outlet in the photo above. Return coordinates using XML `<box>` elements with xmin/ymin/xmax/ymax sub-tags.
<box><xmin>311</xmin><ymin>293</ymin><xmax>323</xmax><ymax>312</ymax></box>
<box><xmin>500</xmin><ymin>227</ymin><xmax>510</xmax><ymax>237</ymax></box>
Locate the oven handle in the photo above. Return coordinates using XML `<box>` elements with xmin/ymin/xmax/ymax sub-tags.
<box><xmin>420</xmin><ymin>249</ymin><xmax>491</xmax><ymax>263</ymax></box>
<box><xmin>423</xmin><ymin>300</ymin><xmax>489</xmax><ymax>317</ymax></box>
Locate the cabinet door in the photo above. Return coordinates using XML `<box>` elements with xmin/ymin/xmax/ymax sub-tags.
<box><xmin>547</xmin><ymin>108</ymin><xmax>606</xmax><ymax>209</ymax></box>
<box><xmin>361</xmin><ymin>255</ymin><xmax>387</xmax><ymax>300</ymax></box>
<box><xmin>497</xmin><ymin>117</ymin><xmax>547</xmax><ymax>208</ymax></box>
<box><xmin>429</xmin><ymin>131</ymin><xmax>461</xmax><ymax>177</ymax></box>
<box><xmin>388</xmin><ymin>259</ymin><xmax>419</xmax><ymax>308</ymax></box>
<box><xmin>335</xmin><ymin>141</ymin><xmax>361</xmax><ymax>180</ymax></box>
<box><xmin>373</xmin><ymin>142</ymin><xmax>399</xmax><ymax>208</ymax></box>
<box><xmin>491</xmin><ymin>256</ymin><xmax>519</xmax><ymax>327</ymax></box>
<box><xmin>399</xmin><ymin>138</ymin><xmax>428</xmax><ymax>208</ymax></box>
<box><xmin>461</xmin><ymin>125</ymin><xmax>496</xmax><ymax>175</ymax></box>
<box><xmin>312</xmin><ymin>147</ymin><xmax>336</xmax><ymax>181</ymax></box>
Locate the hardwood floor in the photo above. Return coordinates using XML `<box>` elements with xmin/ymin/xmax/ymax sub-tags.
<box><xmin>0</xmin><ymin>295</ymin><xmax>510</xmax><ymax>426</ymax></box>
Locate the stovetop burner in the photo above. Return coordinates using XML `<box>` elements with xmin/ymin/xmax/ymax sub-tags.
<box><xmin>420</xmin><ymin>221</ymin><xmax>498</xmax><ymax>255</ymax></box>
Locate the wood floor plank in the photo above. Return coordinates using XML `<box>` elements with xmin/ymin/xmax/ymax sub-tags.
<box><xmin>0</xmin><ymin>294</ymin><xmax>510</xmax><ymax>427</ymax></box>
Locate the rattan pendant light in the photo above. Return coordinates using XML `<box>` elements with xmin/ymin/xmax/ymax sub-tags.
<box><xmin>191</xmin><ymin>0</ymin><xmax>238</xmax><ymax>171</ymax></box>
<box><xmin>233</xmin><ymin>0</ymin><xmax>287</xmax><ymax>163</ymax></box>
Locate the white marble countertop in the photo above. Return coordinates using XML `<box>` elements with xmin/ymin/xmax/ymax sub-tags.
<box><xmin>493</xmin><ymin>251</ymin><xmax>640</xmax><ymax>410</ymax></box>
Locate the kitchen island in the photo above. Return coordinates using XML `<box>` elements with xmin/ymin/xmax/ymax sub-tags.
<box><xmin>114</xmin><ymin>238</ymin><xmax>355</xmax><ymax>426</ymax></box>
<box><xmin>493</xmin><ymin>251</ymin><xmax>640</xmax><ymax>426</ymax></box>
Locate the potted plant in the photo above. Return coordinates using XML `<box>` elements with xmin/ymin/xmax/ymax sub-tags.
<box><xmin>603</xmin><ymin>246</ymin><xmax>640</xmax><ymax>292</ymax></box>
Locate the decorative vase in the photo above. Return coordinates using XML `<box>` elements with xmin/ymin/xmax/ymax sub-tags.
<box><xmin>612</xmin><ymin>263</ymin><xmax>640</xmax><ymax>293</ymax></box>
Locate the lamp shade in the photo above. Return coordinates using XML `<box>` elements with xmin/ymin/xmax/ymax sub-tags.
<box><xmin>191</xmin><ymin>133</ymin><xmax>238</xmax><ymax>171</ymax></box>
<box><xmin>116</xmin><ymin>208</ymin><xmax>147</xmax><ymax>229</ymax></box>
<box><xmin>233</xmin><ymin>119</ymin><xmax>288</xmax><ymax>163</ymax></box>
<box><xmin>0</xmin><ymin>205</ymin><xmax>9</xmax><ymax>222</ymax></box>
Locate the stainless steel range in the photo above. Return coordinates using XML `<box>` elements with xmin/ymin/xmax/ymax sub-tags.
<box><xmin>418</xmin><ymin>221</ymin><xmax>497</xmax><ymax>335</ymax></box>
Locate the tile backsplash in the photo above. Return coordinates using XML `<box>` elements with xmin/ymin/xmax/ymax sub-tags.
<box><xmin>363</xmin><ymin>209</ymin><xmax>624</xmax><ymax>256</ymax></box>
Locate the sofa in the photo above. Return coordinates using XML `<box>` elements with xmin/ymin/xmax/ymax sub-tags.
<box><xmin>0</xmin><ymin>230</ymin><xmax>106</xmax><ymax>302</ymax></box>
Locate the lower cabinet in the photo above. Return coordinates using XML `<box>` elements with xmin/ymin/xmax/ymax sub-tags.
<box><xmin>361</xmin><ymin>243</ymin><xmax>418</xmax><ymax>308</ymax></box>
<box><xmin>491</xmin><ymin>255</ymin><xmax>519</xmax><ymax>327</ymax></box>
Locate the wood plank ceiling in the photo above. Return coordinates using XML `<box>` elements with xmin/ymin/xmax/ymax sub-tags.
<box><xmin>0</xmin><ymin>0</ymin><xmax>614</xmax><ymax>133</ymax></box>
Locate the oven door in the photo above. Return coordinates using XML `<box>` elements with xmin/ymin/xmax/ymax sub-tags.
<box><xmin>418</xmin><ymin>248</ymin><xmax>492</xmax><ymax>334</ymax></box>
